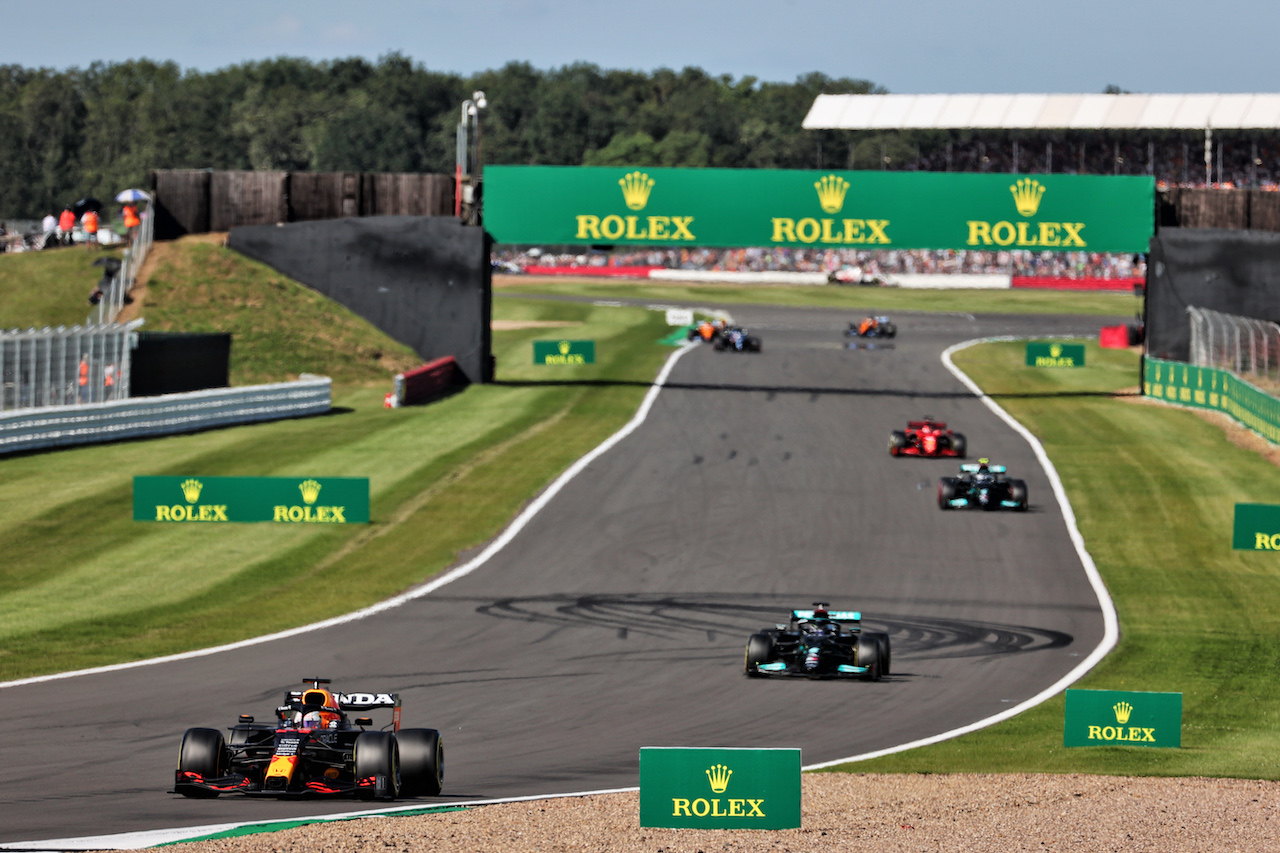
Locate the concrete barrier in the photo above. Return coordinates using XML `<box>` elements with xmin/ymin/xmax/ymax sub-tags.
<box><xmin>892</xmin><ymin>274</ymin><xmax>1011</xmax><ymax>289</ymax></box>
<box><xmin>0</xmin><ymin>377</ymin><xmax>331</xmax><ymax>455</ymax></box>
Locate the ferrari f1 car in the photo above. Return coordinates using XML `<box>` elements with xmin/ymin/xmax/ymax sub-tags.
<box><xmin>938</xmin><ymin>459</ymin><xmax>1028</xmax><ymax>511</ymax></box>
<box><xmin>714</xmin><ymin>326</ymin><xmax>762</xmax><ymax>352</ymax></box>
<box><xmin>847</xmin><ymin>316</ymin><xmax>896</xmax><ymax>338</ymax></box>
<box><xmin>174</xmin><ymin>678</ymin><xmax>443</xmax><ymax>801</ymax></box>
<box><xmin>744</xmin><ymin>604</ymin><xmax>890</xmax><ymax>680</ymax></box>
<box><xmin>889</xmin><ymin>416</ymin><xmax>966</xmax><ymax>458</ymax></box>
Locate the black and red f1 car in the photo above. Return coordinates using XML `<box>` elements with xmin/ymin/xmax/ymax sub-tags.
<box><xmin>889</xmin><ymin>416</ymin><xmax>967</xmax><ymax>458</ymax></box>
<box><xmin>744</xmin><ymin>604</ymin><xmax>890</xmax><ymax>680</ymax></box>
<box><xmin>174</xmin><ymin>678</ymin><xmax>443</xmax><ymax>801</ymax></box>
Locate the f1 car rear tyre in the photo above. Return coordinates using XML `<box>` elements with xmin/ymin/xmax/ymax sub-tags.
<box><xmin>1009</xmin><ymin>478</ymin><xmax>1029</xmax><ymax>511</ymax></box>
<box><xmin>855</xmin><ymin>635</ymin><xmax>882</xmax><ymax>681</ymax></box>
<box><xmin>745</xmin><ymin>335</ymin><xmax>762</xmax><ymax>352</ymax></box>
<box><xmin>178</xmin><ymin>728</ymin><xmax>227</xmax><ymax>798</ymax></box>
<box><xmin>354</xmin><ymin>731</ymin><xmax>401</xmax><ymax>801</ymax></box>
<box><xmin>881</xmin><ymin>323</ymin><xmax>896</xmax><ymax>338</ymax></box>
<box><xmin>938</xmin><ymin>477</ymin><xmax>958</xmax><ymax>509</ymax></box>
<box><xmin>950</xmin><ymin>432</ymin><xmax>967</xmax><ymax>458</ymax></box>
<box><xmin>888</xmin><ymin>430</ymin><xmax>907</xmax><ymax>456</ymax></box>
<box><xmin>744</xmin><ymin>632</ymin><xmax>776</xmax><ymax>677</ymax></box>
<box><xmin>397</xmin><ymin>728</ymin><xmax>444</xmax><ymax>797</ymax></box>
<box><xmin>867</xmin><ymin>631</ymin><xmax>892</xmax><ymax>676</ymax></box>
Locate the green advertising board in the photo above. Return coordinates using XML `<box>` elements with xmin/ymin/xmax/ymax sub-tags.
<box><xmin>1144</xmin><ymin>357</ymin><xmax>1280</xmax><ymax>445</ymax></box>
<box><xmin>533</xmin><ymin>339</ymin><xmax>595</xmax><ymax>365</ymax></box>
<box><xmin>639</xmin><ymin>747</ymin><xmax>801</xmax><ymax>829</ymax></box>
<box><xmin>133</xmin><ymin>476</ymin><xmax>370</xmax><ymax>523</ymax></box>
<box><xmin>1025</xmin><ymin>342</ymin><xmax>1086</xmax><ymax>367</ymax></box>
<box><xmin>1232</xmin><ymin>504</ymin><xmax>1280</xmax><ymax>550</ymax></box>
<box><xmin>1064</xmin><ymin>689</ymin><xmax>1182</xmax><ymax>748</ymax></box>
<box><xmin>485</xmin><ymin>166</ymin><xmax>1154</xmax><ymax>253</ymax></box>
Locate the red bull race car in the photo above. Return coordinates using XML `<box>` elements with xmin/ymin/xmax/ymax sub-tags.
<box><xmin>888</xmin><ymin>417</ymin><xmax>967</xmax><ymax>458</ymax></box>
<box><xmin>174</xmin><ymin>678</ymin><xmax>443</xmax><ymax>801</ymax></box>
<box><xmin>744</xmin><ymin>604</ymin><xmax>890</xmax><ymax>680</ymax></box>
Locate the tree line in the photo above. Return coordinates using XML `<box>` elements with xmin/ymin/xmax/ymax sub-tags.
<box><xmin>0</xmin><ymin>54</ymin><xmax>878</xmax><ymax>219</ymax></box>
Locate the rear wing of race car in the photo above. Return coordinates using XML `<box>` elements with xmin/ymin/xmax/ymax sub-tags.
<box><xmin>791</xmin><ymin>609</ymin><xmax>861</xmax><ymax>622</ymax></box>
<box><xmin>283</xmin><ymin>689</ymin><xmax>403</xmax><ymax>730</ymax></box>
<box><xmin>960</xmin><ymin>463</ymin><xmax>1006</xmax><ymax>473</ymax></box>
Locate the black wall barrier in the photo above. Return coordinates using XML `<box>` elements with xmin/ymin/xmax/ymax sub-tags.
<box><xmin>130</xmin><ymin>332</ymin><xmax>231</xmax><ymax>397</ymax></box>
<box><xmin>1146</xmin><ymin>228</ymin><xmax>1280</xmax><ymax>362</ymax></box>
<box><xmin>227</xmin><ymin>217</ymin><xmax>492</xmax><ymax>384</ymax></box>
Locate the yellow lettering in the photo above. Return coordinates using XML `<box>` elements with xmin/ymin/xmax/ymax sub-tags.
<box><xmin>1061</xmin><ymin>222</ymin><xmax>1086</xmax><ymax>247</ymax></box>
<box><xmin>672</xmin><ymin>798</ymin><xmax>691</xmax><ymax>816</ymax></box>
<box><xmin>288</xmin><ymin>506</ymin><xmax>304</xmax><ymax>522</ymax></box>
<box><xmin>1088</xmin><ymin>725</ymin><xmax>1102</xmax><ymax>739</ymax></box>
<box><xmin>842</xmin><ymin>219</ymin><xmax>864</xmax><ymax>243</ymax></box>
<box><xmin>575</xmin><ymin>215</ymin><xmax>600</xmax><ymax>240</ymax></box>
<box><xmin>746</xmin><ymin>799</ymin><xmax>765</xmax><ymax>817</ymax></box>
<box><xmin>966</xmin><ymin>221</ymin><xmax>991</xmax><ymax>245</ymax></box>
<box><xmin>1016</xmin><ymin>221</ymin><xmax>1038</xmax><ymax>246</ymax></box>
<box><xmin>317</xmin><ymin>506</ymin><xmax>331</xmax><ymax>522</ymax></box>
<box><xmin>1141</xmin><ymin>728</ymin><xmax>1155</xmax><ymax>742</ymax></box>
<box><xmin>1102</xmin><ymin>726</ymin><xmax>1118</xmax><ymax>740</ymax></box>
<box><xmin>274</xmin><ymin>506</ymin><xmax>289</xmax><ymax>522</ymax></box>
<box><xmin>1271</xmin><ymin>533</ymin><xmax>1280</xmax><ymax>550</ymax></box>
<box><xmin>625</xmin><ymin>215</ymin><xmax>647</xmax><ymax>240</ymax></box>
<box><xmin>772</xmin><ymin>218</ymin><xmax>796</xmax><ymax>242</ymax></box>
<box><xmin>729</xmin><ymin>799</ymin><xmax>745</xmax><ymax>816</ymax></box>
<box><xmin>692</xmin><ymin>798</ymin><xmax>710</xmax><ymax>817</ymax></box>
<box><xmin>199</xmin><ymin>505</ymin><xmax>213</xmax><ymax>521</ymax></box>
<box><xmin>821</xmin><ymin>218</ymin><xmax>841</xmax><ymax>243</ymax></box>
<box><xmin>1128</xmin><ymin>727</ymin><xmax>1143</xmax><ymax>741</ymax></box>
<box><xmin>172</xmin><ymin>505</ymin><xmax>189</xmax><ymax>521</ymax></box>
<box><xmin>711</xmin><ymin>799</ymin><xmax>727</xmax><ymax>817</ymax></box>
<box><xmin>795</xmin><ymin>218</ymin><xmax>820</xmax><ymax>243</ymax></box>
<box><xmin>156</xmin><ymin>505</ymin><xmax>171</xmax><ymax>521</ymax></box>
<box><xmin>600</xmin><ymin>215</ymin><xmax>625</xmax><ymax>241</ymax></box>
<box><xmin>213</xmin><ymin>505</ymin><xmax>227</xmax><ymax>521</ymax></box>
<box><xmin>331</xmin><ymin>506</ymin><xmax>345</xmax><ymax>523</ymax></box>
<box><xmin>648</xmin><ymin>216</ymin><xmax>669</xmax><ymax>239</ymax></box>
<box><xmin>865</xmin><ymin>219</ymin><xmax>890</xmax><ymax>243</ymax></box>
<box><xmin>670</xmin><ymin>217</ymin><xmax>695</xmax><ymax>240</ymax></box>
<box><xmin>992</xmin><ymin>221</ymin><xmax>1016</xmax><ymax>246</ymax></box>
<box><xmin>1038</xmin><ymin>221</ymin><xmax>1060</xmax><ymax>246</ymax></box>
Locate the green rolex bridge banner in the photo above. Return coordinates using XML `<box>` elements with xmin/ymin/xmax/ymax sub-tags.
<box><xmin>133</xmin><ymin>476</ymin><xmax>370</xmax><ymax>523</ymax></box>
<box><xmin>639</xmin><ymin>747</ymin><xmax>801</xmax><ymax>829</ymax></box>
<box><xmin>1064</xmin><ymin>689</ymin><xmax>1182</xmax><ymax>748</ymax></box>
<box><xmin>1143</xmin><ymin>357</ymin><xmax>1280</xmax><ymax>445</ymax></box>
<box><xmin>484</xmin><ymin>165</ymin><xmax>1154</xmax><ymax>253</ymax></box>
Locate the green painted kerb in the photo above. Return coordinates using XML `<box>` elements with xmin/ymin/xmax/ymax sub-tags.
<box><xmin>1232</xmin><ymin>504</ymin><xmax>1280</xmax><ymax>550</ymax></box>
<box><xmin>1064</xmin><ymin>689</ymin><xmax>1182</xmax><ymax>748</ymax></box>
<box><xmin>1025</xmin><ymin>342</ymin><xmax>1085</xmax><ymax>367</ymax></box>
<box><xmin>485</xmin><ymin>166</ymin><xmax>1154</xmax><ymax>252</ymax></box>
<box><xmin>1144</xmin><ymin>357</ymin><xmax>1280</xmax><ymax>445</ymax></box>
<box><xmin>533</xmin><ymin>339</ymin><xmax>595</xmax><ymax>365</ymax></box>
<box><xmin>133</xmin><ymin>476</ymin><xmax>370</xmax><ymax>523</ymax></box>
<box><xmin>639</xmin><ymin>747</ymin><xmax>801</xmax><ymax>829</ymax></box>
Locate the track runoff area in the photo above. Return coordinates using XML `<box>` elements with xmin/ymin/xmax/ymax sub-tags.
<box><xmin>0</xmin><ymin>302</ymin><xmax>1120</xmax><ymax>850</ymax></box>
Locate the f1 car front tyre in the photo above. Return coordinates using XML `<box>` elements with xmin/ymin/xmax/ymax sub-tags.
<box><xmin>354</xmin><ymin>731</ymin><xmax>401</xmax><ymax>801</ymax></box>
<box><xmin>397</xmin><ymin>728</ymin><xmax>444</xmax><ymax>797</ymax></box>
<box><xmin>950</xmin><ymin>432</ymin><xmax>967</xmax><ymax>458</ymax></box>
<box><xmin>177</xmin><ymin>728</ymin><xmax>227</xmax><ymax>798</ymax></box>
<box><xmin>867</xmin><ymin>631</ymin><xmax>892</xmax><ymax>676</ymax></box>
<box><xmin>745</xmin><ymin>335</ymin><xmax>762</xmax><ymax>352</ymax></box>
<box><xmin>1009</xmin><ymin>478</ymin><xmax>1029</xmax><ymax>511</ymax></box>
<box><xmin>880</xmin><ymin>323</ymin><xmax>897</xmax><ymax>338</ymax></box>
<box><xmin>855</xmin><ymin>635</ymin><xmax>882</xmax><ymax>681</ymax></box>
<box><xmin>938</xmin><ymin>477</ymin><xmax>959</xmax><ymax>509</ymax></box>
<box><xmin>888</xmin><ymin>431</ymin><xmax>908</xmax><ymax>456</ymax></box>
<box><xmin>744</xmin><ymin>632</ymin><xmax>776</xmax><ymax>677</ymax></box>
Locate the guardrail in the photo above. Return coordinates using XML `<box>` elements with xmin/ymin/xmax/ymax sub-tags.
<box><xmin>0</xmin><ymin>376</ymin><xmax>331</xmax><ymax>455</ymax></box>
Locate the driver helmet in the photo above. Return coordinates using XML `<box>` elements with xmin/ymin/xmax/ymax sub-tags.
<box><xmin>976</xmin><ymin>457</ymin><xmax>990</xmax><ymax>473</ymax></box>
<box><xmin>295</xmin><ymin>688</ymin><xmax>341</xmax><ymax>729</ymax></box>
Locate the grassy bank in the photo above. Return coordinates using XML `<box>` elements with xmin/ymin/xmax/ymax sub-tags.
<box><xmin>824</xmin><ymin>340</ymin><xmax>1280</xmax><ymax>779</ymax></box>
<box><xmin>0</xmin><ymin>245</ymin><xmax>126</xmax><ymax>329</ymax></box>
<box><xmin>496</xmin><ymin>276</ymin><xmax>1140</xmax><ymax>316</ymax></box>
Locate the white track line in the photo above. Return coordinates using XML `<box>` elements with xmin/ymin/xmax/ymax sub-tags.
<box><xmin>0</xmin><ymin>342</ymin><xmax>700</xmax><ymax>692</ymax></box>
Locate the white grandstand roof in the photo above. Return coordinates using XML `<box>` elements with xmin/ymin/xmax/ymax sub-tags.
<box><xmin>802</xmin><ymin>93</ymin><xmax>1280</xmax><ymax>130</ymax></box>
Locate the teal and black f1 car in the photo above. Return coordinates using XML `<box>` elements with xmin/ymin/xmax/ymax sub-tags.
<box><xmin>744</xmin><ymin>604</ymin><xmax>890</xmax><ymax>680</ymax></box>
<box><xmin>937</xmin><ymin>459</ymin><xmax>1028</xmax><ymax>511</ymax></box>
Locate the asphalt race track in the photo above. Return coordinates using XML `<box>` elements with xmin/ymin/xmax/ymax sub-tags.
<box><xmin>0</xmin><ymin>306</ymin><xmax>1120</xmax><ymax>845</ymax></box>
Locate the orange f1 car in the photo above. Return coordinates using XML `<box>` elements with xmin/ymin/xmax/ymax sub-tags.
<box><xmin>888</xmin><ymin>416</ymin><xmax>967</xmax><ymax>458</ymax></box>
<box><xmin>174</xmin><ymin>678</ymin><xmax>443</xmax><ymax>801</ymax></box>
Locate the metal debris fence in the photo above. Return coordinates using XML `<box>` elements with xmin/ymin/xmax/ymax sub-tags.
<box><xmin>0</xmin><ymin>320</ymin><xmax>144</xmax><ymax>412</ymax></box>
<box><xmin>1187</xmin><ymin>306</ymin><xmax>1280</xmax><ymax>389</ymax></box>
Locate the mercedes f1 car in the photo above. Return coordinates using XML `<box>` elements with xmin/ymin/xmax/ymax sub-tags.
<box><xmin>938</xmin><ymin>459</ymin><xmax>1028</xmax><ymax>511</ymax></box>
<box><xmin>744</xmin><ymin>604</ymin><xmax>890</xmax><ymax>680</ymax></box>
<box><xmin>174</xmin><ymin>678</ymin><xmax>443</xmax><ymax>801</ymax></box>
<box><xmin>847</xmin><ymin>316</ymin><xmax>896</xmax><ymax>338</ymax></box>
<box><xmin>889</xmin><ymin>416</ymin><xmax>966</xmax><ymax>458</ymax></box>
<box><xmin>714</xmin><ymin>326</ymin><xmax>762</xmax><ymax>352</ymax></box>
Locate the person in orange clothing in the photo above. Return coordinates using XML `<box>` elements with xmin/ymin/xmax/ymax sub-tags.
<box><xmin>78</xmin><ymin>354</ymin><xmax>90</xmax><ymax>403</ymax></box>
<box><xmin>122</xmin><ymin>204</ymin><xmax>140</xmax><ymax>242</ymax></box>
<box><xmin>81</xmin><ymin>208</ymin><xmax>99</xmax><ymax>247</ymax></box>
<box><xmin>58</xmin><ymin>207</ymin><xmax>75</xmax><ymax>246</ymax></box>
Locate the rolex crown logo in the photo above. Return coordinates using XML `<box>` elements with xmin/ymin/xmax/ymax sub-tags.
<box><xmin>705</xmin><ymin>763</ymin><xmax>732</xmax><ymax>794</ymax></box>
<box><xmin>559</xmin><ymin>340</ymin><xmax>571</xmax><ymax>355</ymax></box>
<box><xmin>619</xmin><ymin>171</ymin><xmax>655</xmax><ymax>210</ymax></box>
<box><xmin>299</xmin><ymin>479</ymin><xmax>322</xmax><ymax>505</ymax></box>
<box><xmin>1113</xmin><ymin>701</ymin><xmax>1133</xmax><ymax>725</ymax></box>
<box><xmin>180</xmin><ymin>478</ymin><xmax>203</xmax><ymax>504</ymax></box>
<box><xmin>814</xmin><ymin>174</ymin><xmax>850</xmax><ymax>214</ymax></box>
<box><xmin>1049</xmin><ymin>343</ymin><xmax>1062</xmax><ymax>358</ymax></box>
<box><xmin>1009</xmin><ymin>177</ymin><xmax>1046</xmax><ymax>217</ymax></box>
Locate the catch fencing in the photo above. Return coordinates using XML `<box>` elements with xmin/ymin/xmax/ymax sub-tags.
<box><xmin>91</xmin><ymin>198</ymin><xmax>155</xmax><ymax>325</ymax></box>
<box><xmin>1186</xmin><ymin>306</ymin><xmax>1280</xmax><ymax>391</ymax></box>
<box><xmin>0</xmin><ymin>320</ymin><xmax>143</xmax><ymax>412</ymax></box>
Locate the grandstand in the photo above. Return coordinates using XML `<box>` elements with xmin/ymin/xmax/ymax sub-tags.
<box><xmin>803</xmin><ymin>93</ymin><xmax>1280</xmax><ymax>188</ymax></box>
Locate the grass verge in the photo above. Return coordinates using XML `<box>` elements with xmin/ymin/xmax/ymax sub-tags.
<box><xmin>495</xmin><ymin>276</ymin><xmax>1141</xmax><ymax>317</ymax></box>
<box><xmin>0</xmin><ymin>245</ymin><xmax>126</xmax><ymax>329</ymax></box>
<box><xmin>821</xmin><ymin>340</ymin><xmax>1280</xmax><ymax>779</ymax></box>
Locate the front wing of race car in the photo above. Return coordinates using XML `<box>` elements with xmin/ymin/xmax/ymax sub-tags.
<box><xmin>752</xmin><ymin>660</ymin><xmax>873</xmax><ymax>677</ymax></box>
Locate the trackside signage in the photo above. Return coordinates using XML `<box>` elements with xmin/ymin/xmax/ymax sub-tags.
<box><xmin>1232</xmin><ymin>504</ymin><xmax>1280</xmax><ymax>550</ymax></box>
<box><xmin>1025</xmin><ymin>342</ymin><xmax>1085</xmax><ymax>367</ymax></box>
<box><xmin>484</xmin><ymin>166</ymin><xmax>1154</xmax><ymax>253</ymax></box>
<box><xmin>133</xmin><ymin>476</ymin><xmax>370</xmax><ymax>523</ymax></box>
<box><xmin>1064</xmin><ymin>689</ymin><xmax>1182</xmax><ymax>748</ymax></box>
<box><xmin>533</xmin><ymin>340</ymin><xmax>595</xmax><ymax>365</ymax></box>
<box><xmin>1144</xmin><ymin>357</ymin><xmax>1280</xmax><ymax>445</ymax></box>
<box><xmin>639</xmin><ymin>747</ymin><xmax>801</xmax><ymax>829</ymax></box>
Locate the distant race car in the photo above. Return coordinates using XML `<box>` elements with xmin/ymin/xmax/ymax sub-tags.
<box><xmin>847</xmin><ymin>316</ymin><xmax>896</xmax><ymax>338</ymax></box>
<box><xmin>688</xmin><ymin>319</ymin><xmax>725</xmax><ymax>344</ymax></box>
<box><xmin>889</xmin><ymin>416</ymin><xmax>966</xmax><ymax>458</ymax></box>
<box><xmin>938</xmin><ymin>459</ymin><xmax>1028</xmax><ymax>511</ymax></box>
<box><xmin>744</xmin><ymin>604</ymin><xmax>890</xmax><ymax>680</ymax></box>
<box><xmin>174</xmin><ymin>678</ymin><xmax>443</xmax><ymax>801</ymax></box>
<box><xmin>714</xmin><ymin>326</ymin><xmax>762</xmax><ymax>352</ymax></box>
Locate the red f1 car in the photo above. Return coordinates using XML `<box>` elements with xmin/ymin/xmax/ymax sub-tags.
<box><xmin>888</xmin><ymin>417</ymin><xmax>966</xmax><ymax>458</ymax></box>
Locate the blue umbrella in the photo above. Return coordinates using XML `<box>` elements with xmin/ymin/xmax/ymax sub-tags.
<box><xmin>115</xmin><ymin>188</ymin><xmax>150</xmax><ymax>203</ymax></box>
